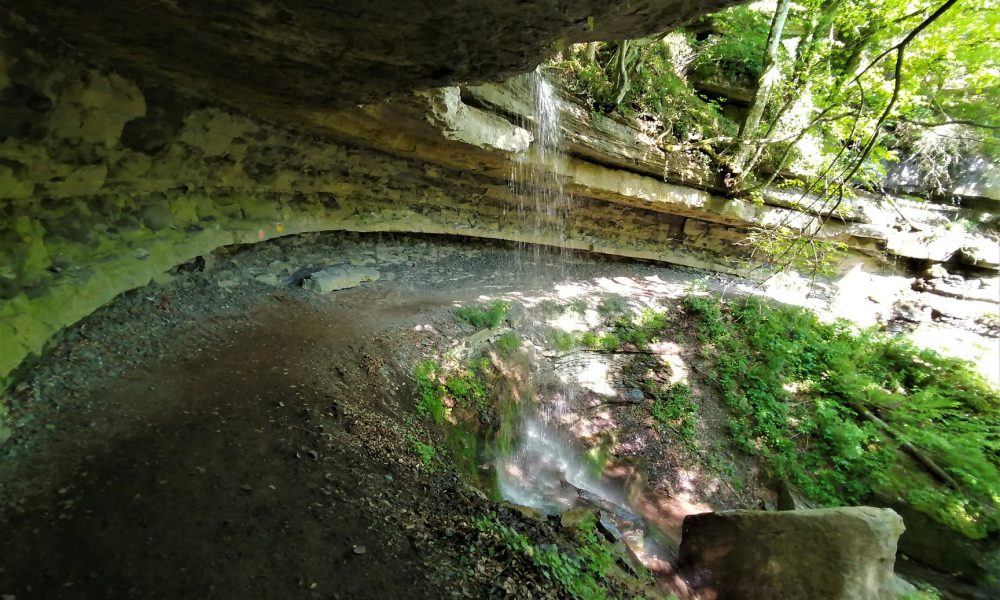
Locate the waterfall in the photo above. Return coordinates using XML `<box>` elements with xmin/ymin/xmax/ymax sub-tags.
<box><xmin>492</xmin><ymin>73</ymin><xmax>684</xmax><ymax>597</ymax></box>
<box><xmin>496</xmin><ymin>70</ymin><xmax>620</xmax><ymax>515</ymax></box>
<box><xmin>509</xmin><ymin>69</ymin><xmax>570</xmax><ymax>280</ymax></box>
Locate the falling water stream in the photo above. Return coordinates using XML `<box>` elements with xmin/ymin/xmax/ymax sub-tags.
<box><xmin>497</xmin><ymin>70</ymin><xmax>612</xmax><ymax>513</ymax></box>
<box><xmin>508</xmin><ymin>70</ymin><xmax>571</xmax><ymax>281</ymax></box>
<box><xmin>493</xmin><ymin>73</ymin><xmax>683</xmax><ymax>591</ymax></box>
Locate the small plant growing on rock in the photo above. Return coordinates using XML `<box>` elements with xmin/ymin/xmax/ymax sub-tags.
<box><xmin>546</xmin><ymin>329</ymin><xmax>578</xmax><ymax>352</ymax></box>
<box><xmin>497</xmin><ymin>332</ymin><xmax>520</xmax><ymax>355</ymax></box>
<box><xmin>414</xmin><ymin>357</ymin><xmax>493</xmax><ymax>421</ymax></box>
<box><xmin>581</xmin><ymin>331</ymin><xmax>620</xmax><ymax>351</ymax></box>
<box><xmin>412</xmin><ymin>440</ymin><xmax>437</xmax><ymax>470</ymax></box>
<box><xmin>445</xmin><ymin>369</ymin><xmax>486</xmax><ymax>411</ymax></box>
<box><xmin>456</xmin><ymin>299</ymin><xmax>510</xmax><ymax>329</ymax></box>
<box><xmin>613</xmin><ymin>308</ymin><xmax>670</xmax><ymax>348</ymax></box>
<box><xmin>414</xmin><ymin>360</ymin><xmax>447</xmax><ymax>422</ymax></box>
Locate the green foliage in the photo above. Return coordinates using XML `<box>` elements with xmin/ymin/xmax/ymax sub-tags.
<box><xmin>581</xmin><ymin>331</ymin><xmax>621</xmax><ymax>351</ymax></box>
<box><xmin>412</xmin><ymin>440</ymin><xmax>437</xmax><ymax>470</ymax></box>
<box><xmin>690</xmin><ymin>6</ymin><xmax>772</xmax><ymax>84</ymax></box>
<box><xmin>612</xmin><ymin>308</ymin><xmax>670</xmax><ymax>349</ymax></box>
<box><xmin>474</xmin><ymin>516</ymin><xmax>627</xmax><ymax>600</ymax></box>
<box><xmin>900</xmin><ymin>582</ymin><xmax>942</xmax><ymax>600</ymax></box>
<box><xmin>555</xmin><ymin>39</ymin><xmax>736</xmax><ymax>145</ymax></box>
<box><xmin>445</xmin><ymin>426</ymin><xmax>480</xmax><ymax>480</ymax></box>
<box><xmin>456</xmin><ymin>300</ymin><xmax>510</xmax><ymax>329</ymax></box>
<box><xmin>747</xmin><ymin>227</ymin><xmax>848</xmax><ymax>276</ymax></box>
<box><xmin>414</xmin><ymin>360</ymin><xmax>447</xmax><ymax>423</ymax></box>
<box><xmin>684</xmin><ymin>294</ymin><xmax>1000</xmax><ymax>538</ymax></box>
<box><xmin>651</xmin><ymin>382</ymin><xmax>697</xmax><ymax>441</ymax></box>
<box><xmin>446</xmin><ymin>368</ymin><xmax>487</xmax><ymax>412</ymax></box>
<box><xmin>573</xmin><ymin>519</ymin><xmax>617</xmax><ymax>583</ymax></box>
<box><xmin>414</xmin><ymin>358</ymin><xmax>490</xmax><ymax>421</ymax></box>
<box><xmin>556</xmin><ymin>0</ymin><xmax>999</xmax><ymax>199</ymax></box>
<box><xmin>497</xmin><ymin>332</ymin><xmax>520</xmax><ymax>355</ymax></box>
<box><xmin>547</xmin><ymin>329</ymin><xmax>579</xmax><ymax>352</ymax></box>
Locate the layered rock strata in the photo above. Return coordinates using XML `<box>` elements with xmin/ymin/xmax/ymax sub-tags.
<box><xmin>1</xmin><ymin>31</ymin><xmax>997</xmax><ymax>386</ymax></box>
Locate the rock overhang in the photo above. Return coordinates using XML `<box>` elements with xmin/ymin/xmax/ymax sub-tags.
<box><xmin>0</xmin><ymin>0</ymin><xmax>740</xmax><ymax>124</ymax></box>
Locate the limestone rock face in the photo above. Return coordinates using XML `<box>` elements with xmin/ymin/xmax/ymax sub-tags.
<box><xmin>0</xmin><ymin>0</ymin><xmax>739</xmax><ymax>120</ymax></box>
<box><xmin>678</xmin><ymin>507</ymin><xmax>906</xmax><ymax>600</ymax></box>
<box><xmin>1</xmin><ymin>26</ymin><xmax>997</xmax><ymax>387</ymax></box>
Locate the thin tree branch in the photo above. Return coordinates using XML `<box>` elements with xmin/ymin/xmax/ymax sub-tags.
<box><xmin>899</xmin><ymin>116</ymin><xmax>1000</xmax><ymax>131</ymax></box>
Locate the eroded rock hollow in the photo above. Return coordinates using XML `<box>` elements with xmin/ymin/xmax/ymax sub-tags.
<box><xmin>2</xmin><ymin>3</ymin><xmax>999</xmax><ymax>599</ymax></box>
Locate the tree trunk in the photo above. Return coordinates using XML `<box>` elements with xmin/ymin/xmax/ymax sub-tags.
<box><xmin>730</xmin><ymin>0</ymin><xmax>793</xmax><ymax>177</ymax></box>
<box><xmin>611</xmin><ymin>40</ymin><xmax>633</xmax><ymax>106</ymax></box>
<box><xmin>741</xmin><ymin>0</ymin><xmax>844</xmax><ymax>178</ymax></box>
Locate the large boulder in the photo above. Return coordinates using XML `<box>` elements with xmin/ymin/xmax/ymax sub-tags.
<box><xmin>678</xmin><ymin>507</ymin><xmax>906</xmax><ymax>600</ymax></box>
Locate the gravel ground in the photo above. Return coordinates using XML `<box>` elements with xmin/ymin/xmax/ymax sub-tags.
<box><xmin>0</xmin><ymin>232</ymin><xmax>711</xmax><ymax>600</ymax></box>
<box><xmin>1</xmin><ymin>231</ymin><xmax>993</xmax><ymax>599</ymax></box>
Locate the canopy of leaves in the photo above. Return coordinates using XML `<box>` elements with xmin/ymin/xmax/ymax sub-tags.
<box><xmin>553</xmin><ymin>36</ymin><xmax>736</xmax><ymax>143</ymax></box>
<box><xmin>553</xmin><ymin>0</ymin><xmax>999</xmax><ymax>196</ymax></box>
<box><xmin>689</xmin><ymin>5</ymin><xmax>773</xmax><ymax>86</ymax></box>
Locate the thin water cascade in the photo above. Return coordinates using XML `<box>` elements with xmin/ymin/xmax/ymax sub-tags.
<box><xmin>494</xmin><ymin>72</ymin><xmax>687</xmax><ymax>596</ymax></box>
<box><xmin>498</xmin><ymin>70</ymin><xmax>583</xmax><ymax>510</ymax></box>
<box><xmin>496</xmin><ymin>71</ymin><xmax>619</xmax><ymax>514</ymax></box>
<box><xmin>508</xmin><ymin>69</ymin><xmax>572</xmax><ymax>280</ymax></box>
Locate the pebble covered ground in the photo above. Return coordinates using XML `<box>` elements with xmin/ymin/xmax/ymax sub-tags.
<box><xmin>1</xmin><ymin>232</ymin><xmax>712</xmax><ymax>599</ymax></box>
<box><xmin>1</xmin><ymin>231</ymin><xmax>994</xmax><ymax>599</ymax></box>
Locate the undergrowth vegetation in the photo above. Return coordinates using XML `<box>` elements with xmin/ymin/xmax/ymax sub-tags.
<box><xmin>554</xmin><ymin>38</ymin><xmax>734</xmax><ymax>144</ymax></box>
<box><xmin>412</xmin><ymin>354</ymin><xmax>505</xmax><ymax>491</ymax></box>
<box><xmin>557</xmin><ymin>293</ymin><xmax>998</xmax><ymax>538</ymax></box>
<box><xmin>412</xmin><ymin>439</ymin><xmax>438</xmax><ymax>470</ymax></box>
<box><xmin>474</xmin><ymin>515</ymin><xmax>644</xmax><ymax>600</ymax></box>
<box><xmin>456</xmin><ymin>300</ymin><xmax>510</xmax><ymax>329</ymax></box>
<box><xmin>683</xmin><ymin>294</ymin><xmax>1000</xmax><ymax>538</ymax></box>
<box><xmin>414</xmin><ymin>358</ymin><xmax>490</xmax><ymax>422</ymax></box>
<box><xmin>651</xmin><ymin>382</ymin><xmax>697</xmax><ymax>441</ymax></box>
<box><xmin>418</xmin><ymin>289</ymin><xmax>996</xmax><ymax>599</ymax></box>
<box><xmin>497</xmin><ymin>332</ymin><xmax>520</xmax><ymax>355</ymax></box>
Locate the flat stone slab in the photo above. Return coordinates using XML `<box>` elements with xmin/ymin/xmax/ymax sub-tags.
<box><xmin>303</xmin><ymin>266</ymin><xmax>380</xmax><ymax>293</ymax></box>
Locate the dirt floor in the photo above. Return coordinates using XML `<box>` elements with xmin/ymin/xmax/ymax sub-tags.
<box><xmin>1</xmin><ymin>232</ymin><xmax>995</xmax><ymax>599</ymax></box>
<box><xmin>0</xmin><ymin>233</ymin><xmax>692</xmax><ymax>599</ymax></box>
